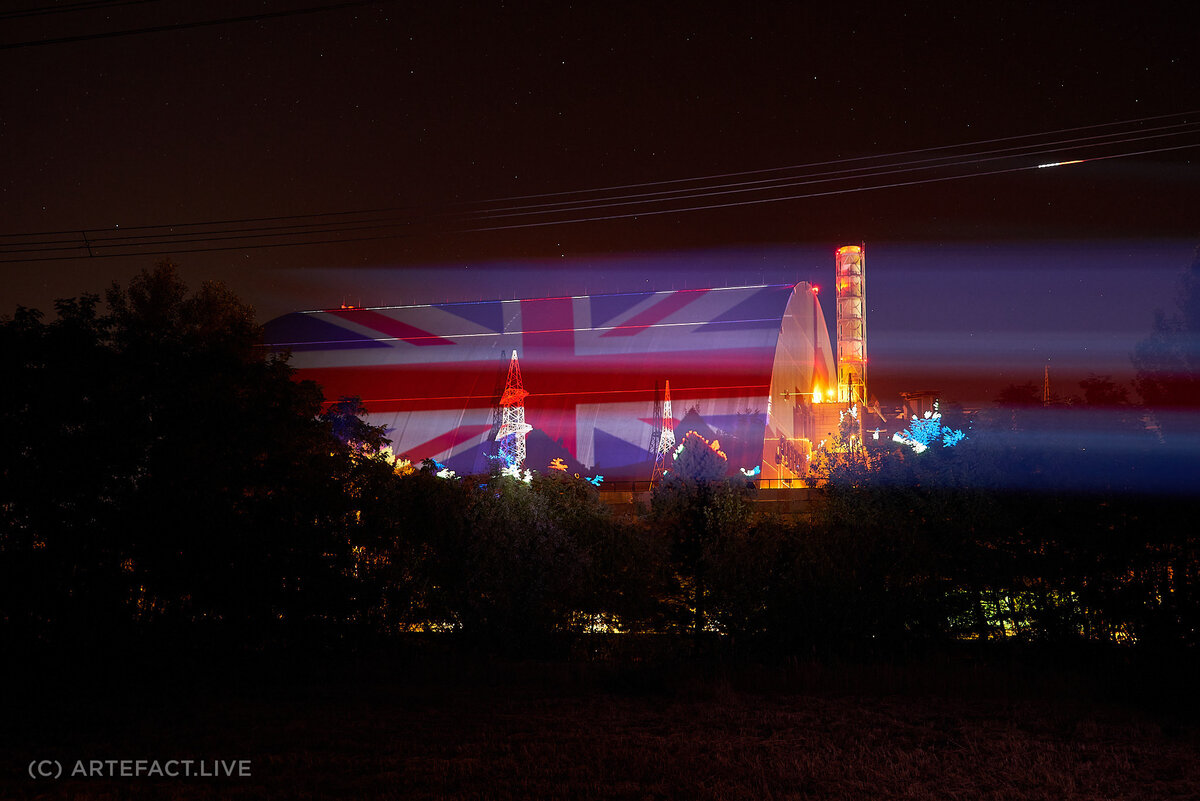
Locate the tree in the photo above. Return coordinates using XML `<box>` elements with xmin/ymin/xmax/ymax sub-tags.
<box><xmin>322</xmin><ymin>396</ymin><xmax>390</xmax><ymax>452</ymax></box>
<box><xmin>648</xmin><ymin>431</ymin><xmax>755</xmax><ymax>648</ymax></box>
<box><xmin>1</xmin><ymin>262</ymin><xmax>361</xmax><ymax>645</ymax></box>
<box><xmin>995</xmin><ymin>381</ymin><xmax>1040</xmax><ymax>408</ymax></box>
<box><xmin>1079</xmin><ymin>374</ymin><xmax>1131</xmax><ymax>407</ymax></box>
<box><xmin>807</xmin><ymin>406</ymin><xmax>872</xmax><ymax>487</ymax></box>
<box><xmin>0</xmin><ymin>294</ymin><xmax>128</xmax><ymax>637</ymax></box>
<box><xmin>669</xmin><ymin>430</ymin><xmax>729</xmax><ymax>482</ymax></box>
<box><xmin>1134</xmin><ymin>250</ymin><xmax>1200</xmax><ymax>438</ymax></box>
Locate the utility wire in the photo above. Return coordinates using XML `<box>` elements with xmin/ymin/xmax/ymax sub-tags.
<box><xmin>7</xmin><ymin>131</ymin><xmax>1199</xmax><ymax>253</ymax></box>
<box><xmin>0</xmin><ymin>0</ymin><xmax>382</xmax><ymax>49</ymax></box>
<box><xmin>453</xmin><ymin>108</ymin><xmax>1200</xmax><ymax>206</ymax></box>
<box><xmin>2</xmin><ymin>109</ymin><xmax>1195</xmax><ymax>240</ymax></box>
<box><xmin>4</xmin><ymin>137</ymin><xmax>1195</xmax><ymax>262</ymax></box>
<box><xmin>12</xmin><ymin>127</ymin><xmax>1200</xmax><ymax>248</ymax></box>
<box><xmin>0</xmin><ymin>0</ymin><xmax>160</xmax><ymax>22</ymax></box>
<box><xmin>8</xmin><ymin>121</ymin><xmax>1195</xmax><ymax>254</ymax></box>
<box><xmin>3</xmin><ymin>137</ymin><xmax>1197</xmax><ymax>258</ymax></box>
<box><xmin>463</xmin><ymin>125</ymin><xmax>1200</xmax><ymax>221</ymax></box>
<box><xmin>457</xmin><ymin>142</ymin><xmax>1200</xmax><ymax>235</ymax></box>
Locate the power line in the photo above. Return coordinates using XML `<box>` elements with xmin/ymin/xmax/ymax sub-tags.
<box><xmin>3</xmin><ymin>109</ymin><xmax>1195</xmax><ymax>240</ymax></box>
<box><xmin>455</xmin><ymin>142</ymin><xmax>1200</xmax><ymax>235</ymax></box>
<box><xmin>462</xmin><ymin>125</ymin><xmax>1200</xmax><ymax>222</ymax></box>
<box><xmin>0</xmin><ymin>0</ymin><xmax>383</xmax><ymax>49</ymax></box>
<box><xmin>0</xmin><ymin>203</ymin><xmax>417</xmax><ymax>240</ymax></box>
<box><xmin>0</xmin><ymin>229</ymin><xmax>415</xmax><ymax>263</ymax></box>
<box><xmin>453</xmin><ymin>108</ymin><xmax>1200</xmax><ymax>206</ymax></box>
<box><xmin>1</xmin><ymin>131</ymin><xmax>1197</xmax><ymax>262</ymax></box>
<box><xmin>3</xmin><ymin>217</ymin><xmax>418</xmax><ymax>254</ymax></box>
<box><xmin>0</xmin><ymin>0</ymin><xmax>161</xmax><ymax>22</ymax></box>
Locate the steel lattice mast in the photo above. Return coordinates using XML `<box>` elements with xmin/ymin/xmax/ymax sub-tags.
<box><xmin>650</xmin><ymin>379</ymin><xmax>675</xmax><ymax>486</ymax></box>
<box><xmin>496</xmin><ymin>350</ymin><xmax>533</xmax><ymax>469</ymax></box>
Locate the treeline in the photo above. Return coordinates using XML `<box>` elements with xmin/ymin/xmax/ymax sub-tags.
<box><xmin>1</xmin><ymin>265</ymin><xmax>357</xmax><ymax>645</ymax></box>
<box><xmin>2</xmin><ymin>263</ymin><xmax>1197</xmax><ymax>657</ymax></box>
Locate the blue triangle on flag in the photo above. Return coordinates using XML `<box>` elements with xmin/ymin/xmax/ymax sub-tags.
<box><xmin>698</xmin><ymin>285</ymin><xmax>793</xmax><ymax>333</ymax></box>
<box><xmin>263</xmin><ymin>313</ymin><xmax>389</xmax><ymax>350</ymax></box>
<box><xmin>593</xmin><ymin>426</ymin><xmax>649</xmax><ymax>469</ymax></box>
<box><xmin>436</xmin><ymin>300</ymin><xmax>505</xmax><ymax>333</ymax></box>
<box><xmin>590</xmin><ymin>292</ymin><xmax>647</xmax><ymax>327</ymax></box>
<box><xmin>444</xmin><ymin>442</ymin><xmax>488</xmax><ymax>475</ymax></box>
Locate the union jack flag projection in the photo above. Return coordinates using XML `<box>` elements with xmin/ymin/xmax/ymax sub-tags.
<box><xmin>263</xmin><ymin>283</ymin><xmax>835</xmax><ymax>480</ymax></box>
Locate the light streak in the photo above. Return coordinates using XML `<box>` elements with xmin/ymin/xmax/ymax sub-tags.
<box><xmin>1036</xmin><ymin>159</ymin><xmax>1086</xmax><ymax>168</ymax></box>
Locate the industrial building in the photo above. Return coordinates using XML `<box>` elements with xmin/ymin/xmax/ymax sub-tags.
<box><xmin>263</xmin><ymin>248</ymin><xmax>866</xmax><ymax>484</ymax></box>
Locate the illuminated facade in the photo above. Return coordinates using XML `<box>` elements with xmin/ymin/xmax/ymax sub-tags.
<box><xmin>835</xmin><ymin>245</ymin><xmax>867</xmax><ymax>405</ymax></box>
<box><xmin>264</xmin><ymin>282</ymin><xmax>835</xmax><ymax>483</ymax></box>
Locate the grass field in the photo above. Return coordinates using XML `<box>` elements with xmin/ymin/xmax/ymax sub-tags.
<box><xmin>5</xmin><ymin>649</ymin><xmax>1199</xmax><ymax>800</ymax></box>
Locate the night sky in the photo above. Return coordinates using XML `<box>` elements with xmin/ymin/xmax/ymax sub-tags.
<box><xmin>3</xmin><ymin>1</ymin><xmax>1198</xmax><ymax>406</ymax></box>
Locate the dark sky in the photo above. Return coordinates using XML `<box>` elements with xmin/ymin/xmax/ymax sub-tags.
<box><xmin>3</xmin><ymin>1</ymin><xmax>1198</xmax><ymax>405</ymax></box>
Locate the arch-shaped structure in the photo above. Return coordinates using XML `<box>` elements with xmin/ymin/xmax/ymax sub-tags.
<box><xmin>263</xmin><ymin>283</ymin><xmax>835</xmax><ymax>482</ymax></box>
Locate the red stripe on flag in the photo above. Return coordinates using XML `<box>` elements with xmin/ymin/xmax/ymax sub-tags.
<box><xmin>324</xmin><ymin>383</ymin><xmax>768</xmax><ymax>414</ymax></box>
<box><xmin>330</xmin><ymin>309</ymin><xmax>456</xmax><ymax>346</ymax></box>
<box><xmin>520</xmin><ymin>297</ymin><xmax>579</xmax><ymax>453</ymax></box>
<box><xmin>302</xmin><ymin>360</ymin><xmax>499</xmax><ymax>410</ymax></box>
<box><xmin>298</xmin><ymin>347</ymin><xmax>777</xmax><ymax>414</ymax></box>
<box><xmin>600</xmin><ymin>289</ymin><xmax>708</xmax><ymax>337</ymax></box>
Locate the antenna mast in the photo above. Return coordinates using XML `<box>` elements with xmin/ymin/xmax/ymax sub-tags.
<box><xmin>650</xmin><ymin>379</ymin><xmax>675</xmax><ymax>486</ymax></box>
<box><xmin>496</xmin><ymin>351</ymin><xmax>533</xmax><ymax>469</ymax></box>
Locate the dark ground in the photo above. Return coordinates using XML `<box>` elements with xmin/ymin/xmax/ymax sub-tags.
<box><xmin>3</xmin><ymin>643</ymin><xmax>1199</xmax><ymax>800</ymax></box>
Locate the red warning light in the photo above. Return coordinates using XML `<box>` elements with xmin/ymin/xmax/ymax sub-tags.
<box><xmin>811</xmin><ymin>285</ymin><xmax>819</xmax><ymax>294</ymax></box>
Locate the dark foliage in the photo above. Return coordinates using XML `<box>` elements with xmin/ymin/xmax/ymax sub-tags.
<box><xmin>346</xmin><ymin>466</ymin><xmax>664</xmax><ymax>654</ymax></box>
<box><xmin>0</xmin><ymin>263</ymin><xmax>359</xmax><ymax>645</ymax></box>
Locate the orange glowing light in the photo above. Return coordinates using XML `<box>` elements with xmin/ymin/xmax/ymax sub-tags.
<box><xmin>811</xmin><ymin>285</ymin><xmax>820</xmax><ymax>294</ymax></box>
<box><xmin>812</xmin><ymin>386</ymin><xmax>824</xmax><ymax>403</ymax></box>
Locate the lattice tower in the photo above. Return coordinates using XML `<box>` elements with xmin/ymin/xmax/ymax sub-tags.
<box><xmin>650</xmin><ymin>379</ymin><xmax>675</xmax><ymax>486</ymax></box>
<box><xmin>496</xmin><ymin>351</ymin><xmax>533</xmax><ymax>469</ymax></box>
